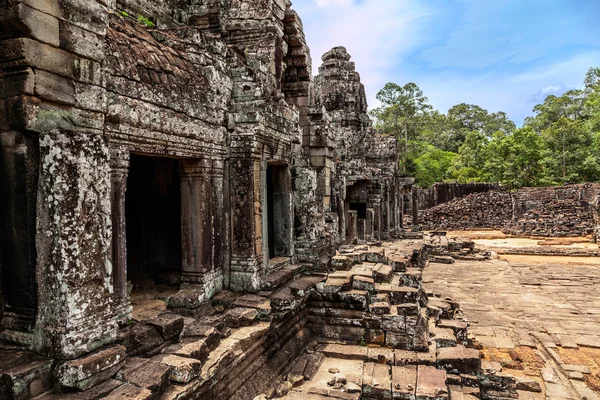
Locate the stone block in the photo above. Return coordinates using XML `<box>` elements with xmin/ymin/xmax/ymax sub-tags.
<box><xmin>102</xmin><ymin>383</ymin><xmax>153</xmax><ymax>399</ymax></box>
<box><xmin>146</xmin><ymin>313</ymin><xmax>185</xmax><ymax>341</ymax></box>
<box><xmin>415</xmin><ymin>365</ymin><xmax>447</xmax><ymax>400</ymax></box>
<box><xmin>363</xmin><ymin>362</ymin><xmax>392</xmax><ymax>399</ymax></box>
<box><xmin>223</xmin><ymin>307</ymin><xmax>259</xmax><ymax>328</ymax></box>
<box><xmin>367</xmin><ymin>347</ymin><xmax>395</xmax><ymax>365</ymax></box>
<box><xmin>436</xmin><ymin>346</ymin><xmax>481</xmax><ymax>374</ymax></box>
<box><xmin>319</xmin><ymin>343</ymin><xmax>367</xmax><ymax>361</ymax></box>
<box><xmin>353</xmin><ymin>275</ymin><xmax>375</xmax><ymax>291</ymax></box>
<box><xmin>162</xmin><ymin>338</ymin><xmax>210</xmax><ymax>362</ymax></box>
<box><xmin>151</xmin><ymin>354</ymin><xmax>202</xmax><ymax>384</ymax></box>
<box><xmin>182</xmin><ymin>322</ymin><xmax>221</xmax><ymax>350</ymax></box>
<box><xmin>54</xmin><ymin>345</ymin><xmax>126</xmax><ymax>391</ymax></box>
<box><xmin>0</xmin><ymin>350</ymin><xmax>53</xmax><ymax>400</ymax></box>
<box><xmin>0</xmin><ymin>3</ymin><xmax>60</xmax><ymax>46</ymax></box>
<box><xmin>115</xmin><ymin>357</ymin><xmax>171</xmax><ymax>394</ymax></box>
<box><xmin>392</xmin><ymin>365</ymin><xmax>417</xmax><ymax>400</ymax></box>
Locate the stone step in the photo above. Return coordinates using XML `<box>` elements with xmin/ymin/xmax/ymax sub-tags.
<box><xmin>362</xmin><ymin>362</ymin><xmax>392</xmax><ymax>399</ymax></box>
<box><xmin>115</xmin><ymin>357</ymin><xmax>171</xmax><ymax>394</ymax></box>
<box><xmin>54</xmin><ymin>345</ymin><xmax>127</xmax><ymax>391</ymax></box>
<box><xmin>392</xmin><ymin>365</ymin><xmax>417</xmax><ymax>399</ymax></box>
<box><xmin>32</xmin><ymin>379</ymin><xmax>123</xmax><ymax>399</ymax></box>
<box><xmin>416</xmin><ymin>365</ymin><xmax>448</xmax><ymax>400</ymax></box>
<box><xmin>0</xmin><ymin>349</ymin><xmax>54</xmax><ymax>400</ymax></box>
<box><xmin>436</xmin><ymin>346</ymin><xmax>481</xmax><ymax>374</ymax></box>
<box><xmin>268</xmin><ymin>256</ymin><xmax>292</xmax><ymax>273</ymax></box>
<box><xmin>262</xmin><ymin>263</ymin><xmax>306</xmax><ymax>291</ymax></box>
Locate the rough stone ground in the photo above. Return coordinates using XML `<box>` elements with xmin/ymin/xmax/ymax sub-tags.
<box><xmin>424</xmin><ymin>234</ymin><xmax>600</xmax><ymax>399</ymax></box>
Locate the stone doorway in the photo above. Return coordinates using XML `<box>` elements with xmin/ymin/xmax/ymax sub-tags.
<box><xmin>0</xmin><ymin>132</ymin><xmax>39</xmax><ymax>334</ymax></box>
<box><xmin>265</xmin><ymin>164</ymin><xmax>292</xmax><ymax>263</ymax></box>
<box><xmin>126</xmin><ymin>154</ymin><xmax>182</xmax><ymax>293</ymax></box>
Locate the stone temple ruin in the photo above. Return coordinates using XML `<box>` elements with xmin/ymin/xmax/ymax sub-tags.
<box><xmin>1</xmin><ymin>1</ymin><xmax>600</xmax><ymax>400</ymax></box>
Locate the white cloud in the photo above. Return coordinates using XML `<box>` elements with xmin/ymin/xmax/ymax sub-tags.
<box><xmin>292</xmin><ymin>0</ymin><xmax>434</xmax><ymax>108</ymax></box>
<box><xmin>314</xmin><ymin>0</ymin><xmax>352</xmax><ymax>6</ymax></box>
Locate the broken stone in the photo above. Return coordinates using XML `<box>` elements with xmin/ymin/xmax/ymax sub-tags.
<box><xmin>54</xmin><ymin>345</ymin><xmax>126</xmax><ymax>391</ymax></box>
<box><xmin>151</xmin><ymin>354</ymin><xmax>202</xmax><ymax>384</ymax></box>
<box><xmin>223</xmin><ymin>307</ymin><xmax>259</xmax><ymax>328</ymax></box>
<box><xmin>145</xmin><ymin>313</ymin><xmax>184</xmax><ymax>341</ymax></box>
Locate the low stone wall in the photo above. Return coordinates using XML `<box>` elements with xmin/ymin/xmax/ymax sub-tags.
<box><xmin>418</xmin><ymin>190</ymin><xmax>513</xmax><ymax>231</ymax></box>
<box><xmin>417</xmin><ymin>183</ymin><xmax>500</xmax><ymax>210</ymax></box>
<box><xmin>419</xmin><ymin>184</ymin><xmax>600</xmax><ymax>237</ymax></box>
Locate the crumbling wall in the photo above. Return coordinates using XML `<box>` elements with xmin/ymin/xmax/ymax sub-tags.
<box><xmin>504</xmin><ymin>184</ymin><xmax>600</xmax><ymax>237</ymax></box>
<box><xmin>418</xmin><ymin>184</ymin><xmax>600</xmax><ymax>237</ymax></box>
<box><xmin>418</xmin><ymin>190</ymin><xmax>513</xmax><ymax>231</ymax></box>
<box><xmin>417</xmin><ymin>182</ymin><xmax>500</xmax><ymax>210</ymax></box>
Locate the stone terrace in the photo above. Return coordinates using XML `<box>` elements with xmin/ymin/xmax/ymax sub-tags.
<box><xmin>424</xmin><ymin>253</ymin><xmax>600</xmax><ymax>400</ymax></box>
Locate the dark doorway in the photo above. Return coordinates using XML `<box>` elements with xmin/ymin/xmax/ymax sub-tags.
<box><xmin>349</xmin><ymin>202</ymin><xmax>367</xmax><ymax>220</ymax></box>
<box><xmin>0</xmin><ymin>132</ymin><xmax>39</xmax><ymax>331</ymax></box>
<box><xmin>266</xmin><ymin>164</ymin><xmax>291</xmax><ymax>260</ymax></box>
<box><xmin>126</xmin><ymin>155</ymin><xmax>182</xmax><ymax>291</ymax></box>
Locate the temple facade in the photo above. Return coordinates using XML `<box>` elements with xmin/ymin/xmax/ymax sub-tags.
<box><xmin>0</xmin><ymin>0</ymin><xmax>412</xmax><ymax>363</ymax></box>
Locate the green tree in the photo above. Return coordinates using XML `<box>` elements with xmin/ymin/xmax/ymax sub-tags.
<box><xmin>448</xmin><ymin>131</ymin><xmax>489</xmax><ymax>183</ymax></box>
<box><xmin>370</xmin><ymin>82</ymin><xmax>433</xmax><ymax>173</ymax></box>
<box><xmin>485</xmin><ymin>128</ymin><xmax>545</xmax><ymax>189</ymax></box>
<box><xmin>413</xmin><ymin>143</ymin><xmax>457</xmax><ymax>187</ymax></box>
<box><xmin>540</xmin><ymin>117</ymin><xmax>598</xmax><ymax>184</ymax></box>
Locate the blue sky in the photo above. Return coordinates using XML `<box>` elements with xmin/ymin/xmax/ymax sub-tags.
<box><xmin>292</xmin><ymin>0</ymin><xmax>600</xmax><ymax>125</ymax></box>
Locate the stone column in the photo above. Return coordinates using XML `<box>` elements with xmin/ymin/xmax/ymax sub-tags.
<box><xmin>373</xmin><ymin>205</ymin><xmax>381</xmax><ymax>240</ymax></box>
<box><xmin>179</xmin><ymin>158</ymin><xmax>224</xmax><ymax>302</ymax></box>
<box><xmin>381</xmin><ymin>188</ymin><xmax>389</xmax><ymax>240</ymax></box>
<box><xmin>399</xmin><ymin>193</ymin><xmax>404</xmax><ymax>230</ymax></box>
<box><xmin>366</xmin><ymin>208</ymin><xmax>374</xmax><ymax>241</ymax></box>
<box><xmin>357</xmin><ymin>219</ymin><xmax>366</xmax><ymax>242</ymax></box>
<box><xmin>109</xmin><ymin>148</ymin><xmax>131</xmax><ymax>323</ymax></box>
<box><xmin>346</xmin><ymin>210</ymin><xmax>358</xmax><ymax>244</ymax></box>
<box><xmin>35</xmin><ymin>131</ymin><xmax>117</xmax><ymax>359</ymax></box>
<box><xmin>229</xmin><ymin>156</ymin><xmax>263</xmax><ymax>292</ymax></box>
<box><xmin>412</xmin><ymin>186</ymin><xmax>419</xmax><ymax>230</ymax></box>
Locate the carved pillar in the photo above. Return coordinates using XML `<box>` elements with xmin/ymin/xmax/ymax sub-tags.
<box><xmin>229</xmin><ymin>156</ymin><xmax>263</xmax><ymax>292</ymax></box>
<box><xmin>412</xmin><ymin>186</ymin><xmax>419</xmax><ymax>230</ymax></box>
<box><xmin>35</xmin><ymin>131</ymin><xmax>117</xmax><ymax>359</ymax></box>
<box><xmin>179</xmin><ymin>158</ymin><xmax>224</xmax><ymax>299</ymax></box>
<box><xmin>109</xmin><ymin>148</ymin><xmax>131</xmax><ymax>323</ymax></box>
<box><xmin>366</xmin><ymin>208</ymin><xmax>374</xmax><ymax>241</ymax></box>
<box><xmin>373</xmin><ymin>204</ymin><xmax>381</xmax><ymax>240</ymax></box>
<box><xmin>346</xmin><ymin>210</ymin><xmax>358</xmax><ymax>244</ymax></box>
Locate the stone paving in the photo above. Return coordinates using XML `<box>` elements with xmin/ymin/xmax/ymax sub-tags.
<box><xmin>423</xmin><ymin>255</ymin><xmax>600</xmax><ymax>399</ymax></box>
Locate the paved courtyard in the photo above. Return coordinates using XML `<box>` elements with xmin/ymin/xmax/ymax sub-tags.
<box><xmin>424</xmin><ymin>255</ymin><xmax>600</xmax><ymax>399</ymax></box>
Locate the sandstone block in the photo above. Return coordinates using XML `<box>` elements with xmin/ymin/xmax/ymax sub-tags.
<box><xmin>162</xmin><ymin>338</ymin><xmax>209</xmax><ymax>362</ymax></box>
<box><xmin>103</xmin><ymin>383</ymin><xmax>153</xmax><ymax>399</ymax></box>
<box><xmin>392</xmin><ymin>365</ymin><xmax>417</xmax><ymax>400</ymax></box>
<box><xmin>151</xmin><ymin>354</ymin><xmax>202</xmax><ymax>384</ymax></box>
<box><xmin>116</xmin><ymin>357</ymin><xmax>171</xmax><ymax>393</ymax></box>
<box><xmin>54</xmin><ymin>345</ymin><xmax>126</xmax><ymax>391</ymax></box>
<box><xmin>146</xmin><ymin>313</ymin><xmax>185</xmax><ymax>341</ymax></box>
<box><xmin>415</xmin><ymin>365</ymin><xmax>447</xmax><ymax>400</ymax></box>
<box><xmin>436</xmin><ymin>346</ymin><xmax>481</xmax><ymax>374</ymax></box>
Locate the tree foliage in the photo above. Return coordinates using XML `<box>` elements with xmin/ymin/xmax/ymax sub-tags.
<box><xmin>372</xmin><ymin>67</ymin><xmax>600</xmax><ymax>188</ymax></box>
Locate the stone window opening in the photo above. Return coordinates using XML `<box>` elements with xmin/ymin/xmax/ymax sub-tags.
<box><xmin>125</xmin><ymin>154</ymin><xmax>182</xmax><ymax>298</ymax></box>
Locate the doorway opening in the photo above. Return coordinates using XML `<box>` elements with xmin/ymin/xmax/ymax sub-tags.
<box><xmin>126</xmin><ymin>155</ymin><xmax>182</xmax><ymax>294</ymax></box>
<box><xmin>0</xmin><ymin>132</ymin><xmax>38</xmax><ymax>332</ymax></box>
<box><xmin>266</xmin><ymin>164</ymin><xmax>291</xmax><ymax>262</ymax></box>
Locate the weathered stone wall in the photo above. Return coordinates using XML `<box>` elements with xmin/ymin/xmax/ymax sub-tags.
<box><xmin>418</xmin><ymin>184</ymin><xmax>600</xmax><ymax>237</ymax></box>
<box><xmin>418</xmin><ymin>190</ymin><xmax>513</xmax><ymax>231</ymax></box>
<box><xmin>504</xmin><ymin>183</ymin><xmax>600</xmax><ymax>237</ymax></box>
<box><xmin>417</xmin><ymin>182</ymin><xmax>500</xmax><ymax>210</ymax></box>
<box><xmin>0</xmin><ymin>0</ymin><xmax>404</xmax><ymax>372</ymax></box>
